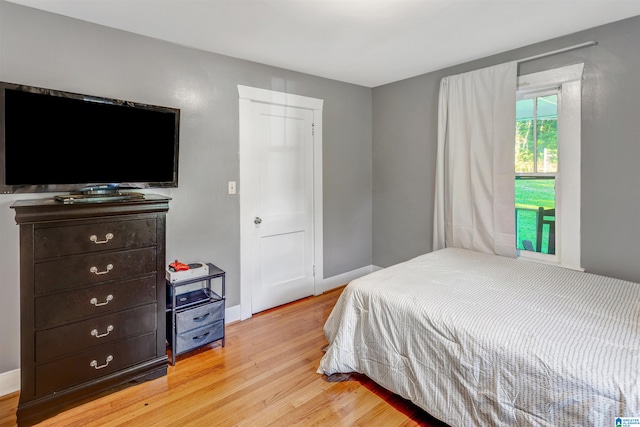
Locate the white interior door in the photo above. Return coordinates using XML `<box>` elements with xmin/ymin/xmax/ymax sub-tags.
<box><xmin>241</xmin><ymin>101</ymin><xmax>315</xmax><ymax>314</ymax></box>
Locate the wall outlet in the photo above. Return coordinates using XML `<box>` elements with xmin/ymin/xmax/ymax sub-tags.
<box><xmin>228</xmin><ymin>181</ymin><xmax>237</xmax><ymax>195</ymax></box>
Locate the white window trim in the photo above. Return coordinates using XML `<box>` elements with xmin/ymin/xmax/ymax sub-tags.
<box><xmin>516</xmin><ymin>63</ymin><xmax>584</xmax><ymax>271</ymax></box>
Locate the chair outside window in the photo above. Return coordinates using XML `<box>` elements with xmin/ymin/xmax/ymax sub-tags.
<box><xmin>520</xmin><ymin>206</ymin><xmax>555</xmax><ymax>254</ymax></box>
<box><xmin>536</xmin><ymin>207</ymin><xmax>555</xmax><ymax>254</ymax></box>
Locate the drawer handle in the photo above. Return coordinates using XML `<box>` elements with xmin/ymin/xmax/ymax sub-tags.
<box><xmin>91</xmin><ymin>325</ymin><xmax>114</xmax><ymax>338</ymax></box>
<box><xmin>90</xmin><ymin>355</ymin><xmax>113</xmax><ymax>370</ymax></box>
<box><xmin>89</xmin><ymin>233</ymin><xmax>114</xmax><ymax>244</ymax></box>
<box><xmin>193</xmin><ymin>313</ymin><xmax>210</xmax><ymax>322</ymax></box>
<box><xmin>90</xmin><ymin>263</ymin><xmax>114</xmax><ymax>275</ymax></box>
<box><xmin>90</xmin><ymin>294</ymin><xmax>114</xmax><ymax>307</ymax></box>
<box><xmin>192</xmin><ymin>331</ymin><xmax>210</xmax><ymax>341</ymax></box>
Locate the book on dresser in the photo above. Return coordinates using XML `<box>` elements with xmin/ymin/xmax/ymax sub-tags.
<box><xmin>11</xmin><ymin>194</ymin><xmax>171</xmax><ymax>427</ymax></box>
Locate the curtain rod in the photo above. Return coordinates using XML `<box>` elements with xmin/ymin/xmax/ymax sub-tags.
<box><xmin>516</xmin><ymin>41</ymin><xmax>597</xmax><ymax>64</ymax></box>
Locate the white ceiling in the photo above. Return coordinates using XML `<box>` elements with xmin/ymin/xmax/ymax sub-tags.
<box><xmin>7</xmin><ymin>0</ymin><xmax>640</xmax><ymax>87</ymax></box>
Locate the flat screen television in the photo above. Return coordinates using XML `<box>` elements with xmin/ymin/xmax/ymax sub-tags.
<box><xmin>0</xmin><ymin>81</ymin><xmax>180</xmax><ymax>196</ymax></box>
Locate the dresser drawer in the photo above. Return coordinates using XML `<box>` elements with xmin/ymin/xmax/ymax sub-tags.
<box><xmin>175</xmin><ymin>320</ymin><xmax>224</xmax><ymax>355</ymax></box>
<box><xmin>176</xmin><ymin>300</ymin><xmax>224</xmax><ymax>333</ymax></box>
<box><xmin>34</xmin><ymin>218</ymin><xmax>157</xmax><ymax>259</ymax></box>
<box><xmin>35</xmin><ymin>304</ymin><xmax>157</xmax><ymax>364</ymax></box>
<box><xmin>34</xmin><ymin>247</ymin><xmax>157</xmax><ymax>294</ymax></box>
<box><xmin>35</xmin><ymin>276</ymin><xmax>157</xmax><ymax>328</ymax></box>
<box><xmin>35</xmin><ymin>332</ymin><xmax>157</xmax><ymax>397</ymax></box>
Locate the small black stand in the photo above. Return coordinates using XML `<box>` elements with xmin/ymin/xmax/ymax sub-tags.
<box><xmin>166</xmin><ymin>263</ymin><xmax>226</xmax><ymax>365</ymax></box>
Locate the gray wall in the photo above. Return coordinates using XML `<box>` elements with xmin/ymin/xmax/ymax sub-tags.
<box><xmin>372</xmin><ymin>16</ymin><xmax>640</xmax><ymax>283</ymax></box>
<box><xmin>0</xmin><ymin>1</ymin><xmax>373</xmax><ymax>374</ymax></box>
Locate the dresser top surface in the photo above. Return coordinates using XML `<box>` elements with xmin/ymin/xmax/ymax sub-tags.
<box><xmin>11</xmin><ymin>193</ymin><xmax>171</xmax><ymax>224</ymax></box>
<box><xmin>11</xmin><ymin>193</ymin><xmax>171</xmax><ymax>208</ymax></box>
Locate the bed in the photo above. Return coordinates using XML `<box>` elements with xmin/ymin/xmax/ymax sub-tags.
<box><xmin>317</xmin><ymin>248</ymin><xmax>639</xmax><ymax>426</ymax></box>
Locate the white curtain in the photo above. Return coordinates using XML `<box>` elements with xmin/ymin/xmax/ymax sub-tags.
<box><xmin>433</xmin><ymin>62</ymin><xmax>517</xmax><ymax>257</ymax></box>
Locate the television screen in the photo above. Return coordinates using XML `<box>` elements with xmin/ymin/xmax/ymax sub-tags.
<box><xmin>0</xmin><ymin>81</ymin><xmax>179</xmax><ymax>194</ymax></box>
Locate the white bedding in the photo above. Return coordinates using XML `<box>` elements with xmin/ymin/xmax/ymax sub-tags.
<box><xmin>317</xmin><ymin>248</ymin><xmax>640</xmax><ymax>426</ymax></box>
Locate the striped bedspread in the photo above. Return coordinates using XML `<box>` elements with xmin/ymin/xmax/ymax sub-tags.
<box><xmin>317</xmin><ymin>248</ymin><xmax>639</xmax><ymax>426</ymax></box>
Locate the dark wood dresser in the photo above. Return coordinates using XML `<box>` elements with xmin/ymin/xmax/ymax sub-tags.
<box><xmin>11</xmin><ymin>195</ymin><xmax>170</xmax><ymax>426</ymax></box>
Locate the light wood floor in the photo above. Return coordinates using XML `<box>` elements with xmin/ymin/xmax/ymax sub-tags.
<box><xmin>0</xmin><ymin>287</ymin><xmax>448</xmax><ymax>427</ymax></box>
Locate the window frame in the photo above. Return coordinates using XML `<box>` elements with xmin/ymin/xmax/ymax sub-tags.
<box><xmin>515</xmin><ymin>88</ymin><xmax>559</xmax><ymax>175</ymax></box>
<box><xmin>515</xmin><ymin>63</ymin><xmax>583</xmax><ymax>271</ymax></box>
<box><xmin>515</xmin><ymin>89</ymin><xmax>559</xmax><ymax>261</ymax></box>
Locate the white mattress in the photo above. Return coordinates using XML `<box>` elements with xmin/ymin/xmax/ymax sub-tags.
<box><xmin>317</xmin><ymin>248</ymin><xmax>640</xmax><ymax>426</ymax></box>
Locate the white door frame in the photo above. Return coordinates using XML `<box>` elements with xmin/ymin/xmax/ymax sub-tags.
<box><xmin>238</xmin><ymin>85</ymin><xmax>324</xmax><ymax>320</ymax></box>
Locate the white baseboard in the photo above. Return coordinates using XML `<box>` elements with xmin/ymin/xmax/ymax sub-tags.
<box><xmin>317</xmin><ymin>265</ymin><xmax>375</xmax><ymax>295</ymax></box>
<box><xmin>0</xmin><ymin>368</ymin><xmax>20</xmax><ymax>397</ymax></box>
<box><xmin>225</xmin><ymin>305</ymin><xmax>241</xmax><ymax>324</ymax></box>
<box><xmin>372</xmin><ymin>265</ymin><xmax>384</xmax><ymax>272</ymax></box>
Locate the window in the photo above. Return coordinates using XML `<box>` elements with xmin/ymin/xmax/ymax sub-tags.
<box><xmin>515</xmin><ymin>92</ymin><xmax>558</xmax><ymax>255</ymax></box>
<box><xmin>515</xmin><ymin>64</ymin><xmax>583</xmax><ymax>270</ymax></box>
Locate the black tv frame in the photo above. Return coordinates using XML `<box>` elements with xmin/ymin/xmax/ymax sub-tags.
<box><xmin>0</xmin><ymin>81</ymin><xmax>180</xmax><ymax>195</ymax></box>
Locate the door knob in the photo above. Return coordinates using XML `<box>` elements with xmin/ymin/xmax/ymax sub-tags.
<box><xmin>254</xmin><ymin>217</ymin><xmax>262</xmax><ymax>225</ymax></box>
